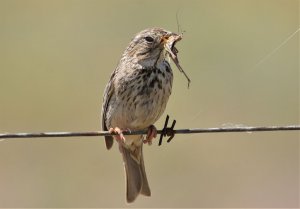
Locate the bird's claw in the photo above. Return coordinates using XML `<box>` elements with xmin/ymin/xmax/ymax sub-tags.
<box><xmin>109</xmin><ymin>127</ymin><xmax>126</xmax><ymax>142</ymax></box>
<box><xmin>143</xmin><ymin>125</ymin><xmax>157</xmax><ymax>145</ymax></box>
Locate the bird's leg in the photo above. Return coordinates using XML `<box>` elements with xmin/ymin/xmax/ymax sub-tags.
<box><xmin>144</xmin><ymin>125</ymin><xmax>157</xmax><ymax>145</ymax></box>
<box><xmin>109</xmin><ymin>127</ymin><xmax>126</xmax><ymax>142</ymax></box>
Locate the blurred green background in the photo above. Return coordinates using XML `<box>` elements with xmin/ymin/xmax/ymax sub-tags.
<box><xmin>0</xmin><ymin>0</ymin><xmax>299</xmax><ymax>207</ymax></box>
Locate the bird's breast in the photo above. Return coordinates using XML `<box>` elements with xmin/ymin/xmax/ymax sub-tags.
<box><xmin>112</xmin><ymin>61</ymin><xmax>173</xmax><ymax>130</ymax></box>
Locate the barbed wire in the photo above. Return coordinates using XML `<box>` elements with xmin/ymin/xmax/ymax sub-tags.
<box><xmin>1</xmin><ymin>115</ymin><xmax>299</xmax><ymax>145</ymax></box>
<box><xmin>1</xmin><ymin>126</ymin><xmax>299</xmax><ymax>138</ymax></box>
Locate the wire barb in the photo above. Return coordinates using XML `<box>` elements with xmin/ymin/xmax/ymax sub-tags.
<box><xmin>158</xmin><ymin>115</ymin><xmax>170</xmax><ymax>146</ymax></box>
<box><xmin>158</xmin><ymin>115</ymin><xmax>177</xmax><ymax>146</ymax></box>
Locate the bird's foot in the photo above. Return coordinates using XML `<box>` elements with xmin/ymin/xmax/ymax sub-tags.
<box><xmin>109</xmin><ymin>127</ymin><xmax>126</xmax><ymax>142</ymax></box>
<box><xmin>143</xmin><ymin>125</ymin><xmax>157</xmax><ymax>145</ymax></box>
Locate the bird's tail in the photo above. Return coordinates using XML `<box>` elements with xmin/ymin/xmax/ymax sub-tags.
<box><xmin>120</xmin><ymin>144</ymin><xmax>151</xmax><ymax>203</ymax></box>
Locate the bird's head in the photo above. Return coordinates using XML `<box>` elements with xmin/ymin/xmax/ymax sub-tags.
<box><xmin>123</xmin><ymin>28</ymin><xmax>181</xmax><ymax>67</ymax></box>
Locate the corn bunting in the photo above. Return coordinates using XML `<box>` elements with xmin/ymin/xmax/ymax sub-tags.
<box><xmin>101</xmin><ymin>28</ymin><xmax>184</xmax><ymax>203</ymax></box>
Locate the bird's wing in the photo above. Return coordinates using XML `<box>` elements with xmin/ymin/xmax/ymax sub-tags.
<box><xmin>101</xmin><ymin>71</ymin><xmax>116</xmax><ymax>150</ymax></box>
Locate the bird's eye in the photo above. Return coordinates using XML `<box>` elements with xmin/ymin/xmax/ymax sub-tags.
<box><xmin>144</xmin><ymin>36</ymin><xmax>154</xmax><ymax>43</ymax></box>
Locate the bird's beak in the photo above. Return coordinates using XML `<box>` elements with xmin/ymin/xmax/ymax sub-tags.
<box><xmin>162</xmin><ymin>34</ymin><xmax>191</xmax><ymax>88</ymax></box>
<box><xmin>163</xmin><ymin>34</ymin><xmax>182</xmax><ymax>60</ymax></box>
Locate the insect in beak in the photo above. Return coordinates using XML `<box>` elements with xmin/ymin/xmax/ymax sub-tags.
<box><xmin>163</xmin><ymin>34</ymin><xmax>191</xmax><ymax>88</ymax></box>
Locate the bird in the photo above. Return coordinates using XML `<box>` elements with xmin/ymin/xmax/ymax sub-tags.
<box><xmin>101</xmin><ymin>28</ymin><xmax>184</xmax><ymax>203</ymax></box>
